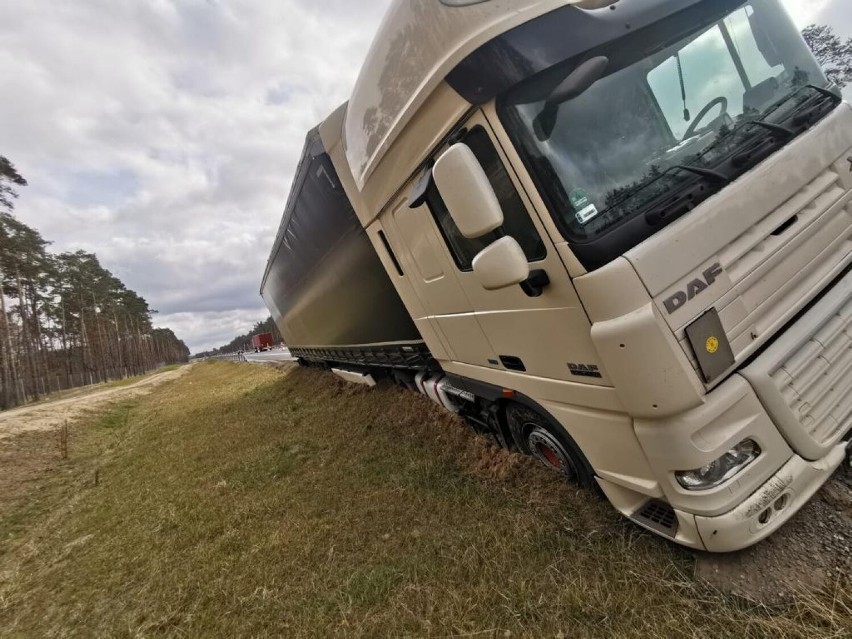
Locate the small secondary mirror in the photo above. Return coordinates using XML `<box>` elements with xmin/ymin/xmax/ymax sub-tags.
<box><xmin>472</xmin><ymin>236</ymin><xmax>530</xmax><ymax>291</ymax></box>
<box><xmin>534</xmin><ymin>56</ymin><xmax>609</xmax><ymax>141</ymax></box>
<box><xmin>433</xmin><ymin>143</ymin><xmax>503</xmax><ymax>239</ymax></box>
<box><xmin>748</xmin><ymin>5</ymin><xmax>783</xmax><ymax>66</ymax></box>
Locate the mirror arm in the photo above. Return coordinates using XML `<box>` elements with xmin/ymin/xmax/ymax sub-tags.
<box><xmin>520</xmin><ymin>269</ymin><xmax>550</xmax><ymax>298</ymax></box>
<box><xmin>408</xmin><ymin>165</ymin><xmax>435</xmax><ymax>209</ymax></box>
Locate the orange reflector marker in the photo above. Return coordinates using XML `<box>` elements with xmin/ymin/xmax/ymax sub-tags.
<box><xmin>502</xmin><ymin>389</ymin><xmax>516</xmax><ymax>399</ymax></box>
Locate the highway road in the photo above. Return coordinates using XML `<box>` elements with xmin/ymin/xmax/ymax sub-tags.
<box><xmin>208</xmin><ymin>348</ymin><xmax>296</xmax><ymax>364</ymax></box>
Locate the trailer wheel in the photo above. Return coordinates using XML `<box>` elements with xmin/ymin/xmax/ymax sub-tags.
<box><xmin>506</xmin><ymin>404</ymin><xmax>595</xmax><ymax>488</ymax></box>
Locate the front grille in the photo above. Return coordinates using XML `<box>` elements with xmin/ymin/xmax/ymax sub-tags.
<box><xmin>743</xmin><ymin>269</ymin><xmax>852</xmax><ymax>461</ymax></box>
<box><xmin>720</xmin><ymin>169</ymin><xmax>851</xmax><ymax>358</ymax></box>
<box><xmin>770</xmin><ymin>296</ymin><xmax>852</xmax><ymax>447</ymax></box>
<box><xmin>676</xmin><ymin>167</ymin><xmax>851</xmax><ymax>370</ymax></box>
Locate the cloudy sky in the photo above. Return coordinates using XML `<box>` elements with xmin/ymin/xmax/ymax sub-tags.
<box><xmin>1</xmin><ymin>0</ymin><xmax>849</xmax><ymax>353</ymax></box>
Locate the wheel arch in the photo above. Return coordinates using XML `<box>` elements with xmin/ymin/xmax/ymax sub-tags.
<box><xmin>443</xmin><ymin>372</ymin><xmax>597</xmax><ymax>487</ymax></box>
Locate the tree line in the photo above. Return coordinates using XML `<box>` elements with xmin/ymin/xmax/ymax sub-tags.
<box><xmin>0</xmin><ymin>157</ymin><xmax>189</xmax><ymax>410</ymax></box>
<box><xmin>802</xmin><ymin>25</ymin><xmax>852</xmax><ymax>88</ymax></box>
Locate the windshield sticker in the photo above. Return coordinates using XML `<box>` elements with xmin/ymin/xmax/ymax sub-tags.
<box><xmin>569</xmin><ymin>188</ymin><xmax>600</xmax><ymax>225</ymax></box>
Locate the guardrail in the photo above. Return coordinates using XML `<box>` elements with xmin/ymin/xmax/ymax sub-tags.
<box><xmin>213</xmin><ymin>353</ymin><xmax>248</xmax><ymax>363</ymax></box>
<box><xmin>211</xmin><ymin>350</ymin><xmax>296</xmax><ymax>364</ymax></box>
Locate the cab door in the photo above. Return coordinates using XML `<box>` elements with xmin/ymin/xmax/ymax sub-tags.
<box><xmin>425</xmin><ymin>112</ymin><xmax>608</xmax><ymax>385</ymax></box>
<box><xmin>383</xmin><ymin>186</ymin><xmax>496</xmax><ymax>368</ymax></box>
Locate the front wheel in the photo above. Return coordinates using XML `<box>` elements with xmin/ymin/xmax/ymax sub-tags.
<box><xmin>506</xmin><ymin>404</ymin><xmax>595</xmax><ymax>488</ymax></box>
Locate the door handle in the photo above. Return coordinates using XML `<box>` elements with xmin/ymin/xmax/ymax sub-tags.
<box><xmin>520</xmin><ymin>269</ymin><xmax>550</xmax><ymax>297</ymax></box>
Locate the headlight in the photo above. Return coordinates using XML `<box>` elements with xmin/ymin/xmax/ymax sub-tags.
<box><xmin>675</xmin><ymin>439</ymin><xmax>761</xmax><ymax>491</ymax></box>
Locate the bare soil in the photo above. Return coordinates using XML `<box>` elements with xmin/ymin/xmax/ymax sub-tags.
<box><xmin>0</xmin><ymin>366</ymin><xmax>191</xmax><ymax>441</ymax></box>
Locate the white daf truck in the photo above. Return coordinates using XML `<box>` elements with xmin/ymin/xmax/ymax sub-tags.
<box><xmin>261</xmin><ymin>0</ymin><xmax>852</xmax><ymax>551</ymax></box>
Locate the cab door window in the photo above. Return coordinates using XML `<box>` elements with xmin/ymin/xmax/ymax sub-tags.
<box><xmin>427</xmin><ymin>126</ymin><xmax>546</xmax><ymax>271</ymax></box>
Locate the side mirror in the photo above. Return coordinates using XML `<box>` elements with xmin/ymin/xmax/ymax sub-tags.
<box><xmin>472</xmin><ymin>236</ymin><xmax>530</xmax><ymax>291</ymax></box>
<box><xmin>432</xmin><ymin>143</ymin><xmax>503</xmax><ymax>239</ymax></box>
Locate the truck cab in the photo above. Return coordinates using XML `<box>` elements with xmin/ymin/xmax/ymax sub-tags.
<box><xmin>265</xmin><ymin>0</ymin><xmax>852</xmax><ymax>552</ymax></box>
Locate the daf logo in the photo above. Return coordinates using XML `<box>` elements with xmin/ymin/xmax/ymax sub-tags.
<box><xmin>663</xmin><ymin>263</ymin><xmax>724</xmax><ymax>314</ymax></box>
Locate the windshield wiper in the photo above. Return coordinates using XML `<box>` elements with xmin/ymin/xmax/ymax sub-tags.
<box><xmin>597</xmin><ymin>164</ymin><xmax>716</xmax><ymax>227</ymax></box>
<box><xmin>803</xmin><ymin>83</ymin><xmax>843</xmax><ymax>101</ymax></box>
<box><xmin>790</xmin><ymin>85</ymin><xmax>841</xmax><ymax>126</ymax></box>
<box><xmin>757</xmin><ymin>83</ymin><xmax>839</xmax><ymax>123</ymax></box>
<box><xmin>674</xmin><ymin>164</ymin><xmax>729</xmax><ymax>184</ymax></box>
<box><xmin>708</xmin><ymin>84</ymin><xmax>837</xmax><ymax>149</ymax></box>
<box><xmin>642</xmin><ymin>166</ymin><xmax>732</xmax><ymax>227</ymax></box>
<box><xmin>751</xmin><ymin>120</ymin><xmax>795</xmax><ymax>138</ymax></box>
<box><xmin>728</xmin><ymin>84</ymin><xmax>840</xmax><ymax>167</ymax></box>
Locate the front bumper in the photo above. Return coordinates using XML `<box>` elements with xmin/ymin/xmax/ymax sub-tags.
<box><xmin>622</xmin><ymin>268</ymin><xmax>852</xmax><ymax>551</ymax></box>
<box><xmin>634</xmin><ymin>374</ymin><xmax>796</xmax><ymax>518</ymax></box>
<box><xmin>599</xmin><ymin>438</ymin><xmax>847</xmax><ymax>552</ymax></box>
<box><xmin>691</xmin><ymin>443</ymin><xmax>846</xmax><ymax>552</ymax></box>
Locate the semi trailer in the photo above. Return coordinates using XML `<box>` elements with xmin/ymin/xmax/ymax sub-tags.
<box><xmin>261</xmin><ymin>0</ymin><xmax>852</xmax><ymax>552</ymax></box>
<box><xmin>251</xmin><ymin>332</ymin><xmax>275</xmax><ymax>353</ymax></box>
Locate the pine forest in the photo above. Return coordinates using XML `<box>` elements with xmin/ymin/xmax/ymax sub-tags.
<box><xmin>0</xmin><ymin>156</ymin><xmax>189</xmax><ymax>410</ymax></box>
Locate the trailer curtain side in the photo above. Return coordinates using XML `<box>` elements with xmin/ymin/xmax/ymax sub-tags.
<box><xmin>260</xmin><ymin>129</ymin><xmax>424</xmax><ymax>367</ymax></box>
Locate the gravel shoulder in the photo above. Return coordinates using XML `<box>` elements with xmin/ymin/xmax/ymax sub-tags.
<box><xmin>695</xmin><ymin>464</ymin><xmax>852</xmax><ymax>604</ymax></box>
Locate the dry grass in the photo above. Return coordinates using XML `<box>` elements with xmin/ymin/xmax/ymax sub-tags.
<box><xmin>0</xmin><ymin>361</ymin><xmax>849</xmax><ymax>638</ymax></box>
<box><xmin>6</xmin><ymin>365</ymin><xmax>187</xmax><ymax>413</ymax></box>
<box><xmin>100</xmin><ymin>364</ymin><xmax>184</xmax><ymax>389</ymax></box>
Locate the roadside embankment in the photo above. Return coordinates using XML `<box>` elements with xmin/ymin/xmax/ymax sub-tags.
<box><xmin>0</xmin><ymin>361</ymin><xmax>849</xmax><ymax>638</ymax></box>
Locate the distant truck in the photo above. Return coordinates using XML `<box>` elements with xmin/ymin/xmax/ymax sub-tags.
<box><xmin>251</xmin><ymin>333</ymin><xmax>274</xmax><ymax>353</ymax></box>
<box><xmin>261</xmin><ymin>0</ymin><xmax>852</xmax><ymax>552</ymax></box>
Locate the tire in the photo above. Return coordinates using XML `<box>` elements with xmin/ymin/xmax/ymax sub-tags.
<box><xmin>506</xmin><ymin>403</ymin><xmax>595</xmax><ymax>488</ymax></box>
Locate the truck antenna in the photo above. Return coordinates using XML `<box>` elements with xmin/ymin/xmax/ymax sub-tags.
<box><xmin>677</xmin><ymin>52</ymin><xmax>691</xmax><ymax>122</ymax></box>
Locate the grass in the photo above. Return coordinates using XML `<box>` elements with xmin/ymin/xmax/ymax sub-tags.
<box><xmin>0</xmin><ymin>361</ymin><xmax>849</xmax><ymax>638</ymax></box>
<box><xmin>11</xmin><ymin>364</ymin><xmax>186</xmax><ymax>408</ymax></box>
<box><xmin>158</xmin><ymin>364</ymin><xmax>182</xmax><ymax>373</ymax></box>
<box><xmin>101</xmin><ymin>364</ymin><xmax>184</xmax><ymax>389</ymax></box>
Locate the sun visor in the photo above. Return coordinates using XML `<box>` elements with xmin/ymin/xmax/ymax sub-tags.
<box><xmin>446</xmin><ymin>0</ymin><xmax>736</xmax><ymax>105</ymax></box>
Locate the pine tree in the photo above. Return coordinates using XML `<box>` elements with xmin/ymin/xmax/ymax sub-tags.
<box><xmin>803</xmin><ymin>25</ymin><xmax>852</xmax><ymax>88</ymax></box>
<box><xmin>0</xmin><ymin>157</ymin><xmax>189</xmax><ymax>409</ymax></box>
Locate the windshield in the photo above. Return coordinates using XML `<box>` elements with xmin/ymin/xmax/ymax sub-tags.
<box><xmin>500</xmin><ymin>0</ymin><xmax>835</xmax><ymax>270</ymax></box>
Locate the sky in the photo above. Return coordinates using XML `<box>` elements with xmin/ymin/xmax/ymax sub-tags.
<box><xmin>0</xmin><ymin>0</ymin><xmax>849</xmax><ymax>353</ymax></box>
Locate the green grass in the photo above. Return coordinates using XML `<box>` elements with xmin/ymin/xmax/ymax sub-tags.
<box><xmin>0</xmin><ymin>361</ymin><xmax>849</xmax><ymax>638</ymax></box>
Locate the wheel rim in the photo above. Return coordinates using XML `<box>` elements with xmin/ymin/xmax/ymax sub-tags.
<box><xmin>526</xmin><ymin>427</ymin><xmax>576</xmax><ymax>480</ymax></box>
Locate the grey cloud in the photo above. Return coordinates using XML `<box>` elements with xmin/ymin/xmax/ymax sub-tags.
<box><xmin>814</xmin><ymin>3</ymin><xmax>852</xmax><ymax>33</ymax></box>
<box><xmin>153</xmin><ymin>308</ymin><xmax>270</xmax><ymax>354</ymax></box>
<box><xmin>2</xmin><ymin>0</ymin><xmax>392</xmax><ymax>353</ymax></box>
